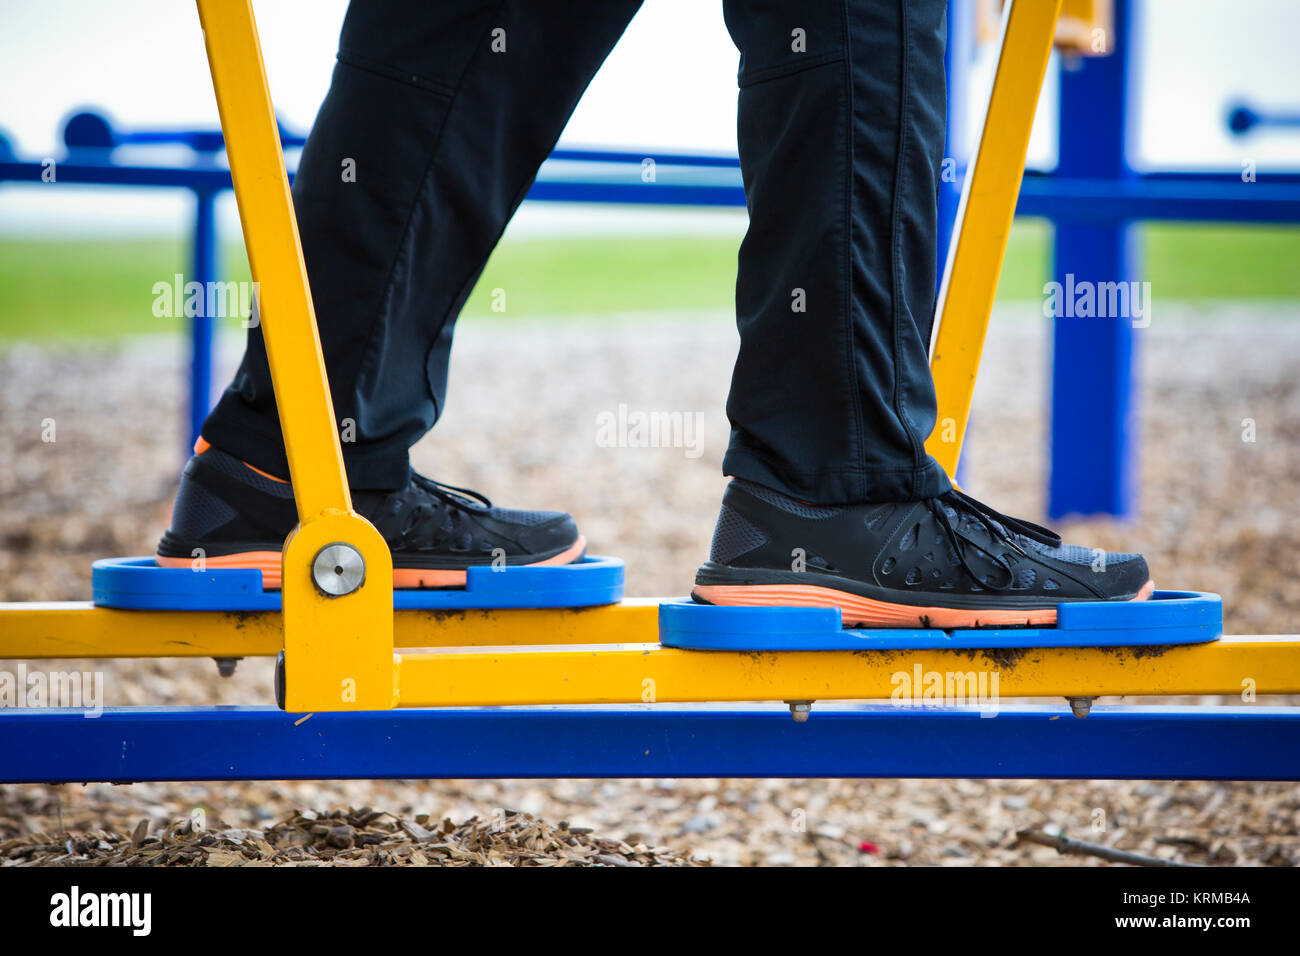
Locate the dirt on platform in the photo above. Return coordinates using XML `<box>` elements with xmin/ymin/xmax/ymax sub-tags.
<box><xmin>1</xmin><ymin>302</ymin><xmax>1298</xmax><ymax>867</ymax></box>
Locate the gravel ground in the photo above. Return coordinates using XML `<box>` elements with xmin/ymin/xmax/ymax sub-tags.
<box><xmin>2</xmin><ymin>301</ymin><xmax>1299</xmax><ymax>866</ymax></box>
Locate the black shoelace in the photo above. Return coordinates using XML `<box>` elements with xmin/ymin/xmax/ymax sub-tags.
<box><xmin>410</xmin><ymin>472</ymin><xmax>492</xmax><ymax>511</ymax></box>
<box><xmin>390</xmin><ymin>473</ymin><xmax>494</xmax><ymax>550</ymax></box>
<box><xmin>924</xmin><ymin>489</ymin><xmax>1062</xmax><ymax>591</ymax></box>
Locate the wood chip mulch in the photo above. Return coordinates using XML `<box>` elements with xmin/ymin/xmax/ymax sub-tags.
<box><xmin>1</xmin><ymin>806</ymin><xmax>704</xmax><ymax>867</ymax></box>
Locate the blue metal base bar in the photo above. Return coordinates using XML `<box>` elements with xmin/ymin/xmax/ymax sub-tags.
<box><xmin>2</xmin><ymin>705</ymin><xmax>1297</xmax><ymax>783</ymax></box>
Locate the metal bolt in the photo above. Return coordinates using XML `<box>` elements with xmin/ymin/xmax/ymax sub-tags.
<box><xmin>1067</xmin><ymin>696</ymin><xmax>1095</xmax><ymax>719</ymax></box>
<box><xmin>213</xmin><ymin>657</ymin><xmax>240</xmax><ymax>678</ymax></box>
<box><xmin>787</xmin><ymin>700</ymin><xmax>813</xmax><ymax>723</ymax></box>
<box><xmin>311</xmin><ymin>543</ymin><xmax>365</xmax><ymax>597</ymax></box>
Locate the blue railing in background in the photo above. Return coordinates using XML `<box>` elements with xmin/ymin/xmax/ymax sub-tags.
<box><xmin>2</xmin><ymin>0</ymin><xmax>1299</xmax><ymax>518</ymax></box>
<box><xmin>0</xmin><ymin>112</ymin><xmax>307</xmax><ymax>460</ymax></box>
<box><xmin>1228</xmin><ymin>104</ymin><xmax>1300</xmax><ymax>136</ymax></box>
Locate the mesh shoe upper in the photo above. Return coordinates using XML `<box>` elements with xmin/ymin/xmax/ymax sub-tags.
<box><xmin>158</xmin><ymin>447</ymin><xmax>579</xmax><ymax>567</ymax></box>
<box><xmin>699</xmin><ymin>478</ymin><xmax>1150</xmax><ymax>603</ymax></box>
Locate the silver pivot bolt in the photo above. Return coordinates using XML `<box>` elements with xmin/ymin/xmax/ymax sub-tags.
<box><xmin>213</xmin><ymin>657</ymin><xmax>240</xmax><ymax>678</ymax></box>
<box><xmin>787</xmin><ymin>700</ymin><xmax>813</xmax><ymax>723</ymax></box>
<box><xmin>1066</xmin><ymin>696</ymin><xmax>1095</xmax><ymax>719</ymax></box>
<box><xmin>312</xmin><ymin>543</ymin><xmax>366</xmax><ymax>597</ymax></box>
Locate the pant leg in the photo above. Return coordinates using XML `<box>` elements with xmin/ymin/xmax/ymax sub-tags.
<box><xmin>720</xmin><ymin>0</ymin><xmax>951</xmax><ymax>504</ymax></box>
<box><xmin>203</xmin><ymin>0</ymin><xmax>642</xmax><ymax>489</ymax></box>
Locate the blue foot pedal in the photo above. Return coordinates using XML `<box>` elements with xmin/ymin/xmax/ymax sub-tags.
<box><xmin>659</xmin><ymin>590</ymin><xmax>1222</xmax><ymax>650</ymax></box>
<box><xmin>92</xmin><ymin>555</ymin><xmax>624</xmax><ymax>611</ymax></box>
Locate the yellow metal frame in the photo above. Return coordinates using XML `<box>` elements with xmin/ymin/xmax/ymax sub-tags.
<box><xmin>195</xmin><ymin>0</ymin><xmax>394</xmax><ymax>711</ymax></box>
<box><xmin>392</xmin><ymin>637</ymin><xmax>1300</xmax><ymax>707</ymax></box>
<box><xmin>926</xmin><ymin>0</ymin><xmax>1063</xmax><ymax>477</ymax></box>
<box><xmin>4</xmin><ymin>0</ymin><xmax>1294</xmax><ymax>715</ymax></box>
<box><xmin>975</xmin><ymin>0</ymin><xmax>1113</xmax><ymax>57</ymax></box>
<box><xmin>0</xmin><ymin>601</ymin><xmax>660</xmax><ymax>658</ymax></box>
<box><xmin>3</xmin><ymin>602</ymin><xmax>1298</xmax><ymax>703</ymax></box>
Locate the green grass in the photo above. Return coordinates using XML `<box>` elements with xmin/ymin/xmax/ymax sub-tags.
<box><xmin>1140</xmin><ymin>223</ymin><xmax>1300</xmax><ymax>299</ymax></box>
<box><xmin>462</xmin><ymin>234</ymin><xmax>739</xmax><ymax>318</ymax></box>
<box><xmin>1</xmin><ymin>221</ymin><xmax>1297</xmax><ymax>342</ymax></box>
<box><xmin>0</xmin><ymin>237</ymin><xmax>190</xmax><ymax>342</ymax></box>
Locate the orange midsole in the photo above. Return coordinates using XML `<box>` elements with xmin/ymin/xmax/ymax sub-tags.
<box><xmin>692</xmin><ymin>579</ymin><xmax>1156</xmax><ymax>629</ymax></box>
<box><xmin>156</xmin><ymin>536</ymin><xmax>587</xmax><ymax>590</ymax></box>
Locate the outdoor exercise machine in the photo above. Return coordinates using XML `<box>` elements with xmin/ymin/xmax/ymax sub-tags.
<box><xmin>1</xmin><ymin>0</ymin><xmax>1298</xmax><ymax>784</ymax></box>
<box><xmin>3</xmin><ymin>1</ymin><xmax>1296</xmax><ymax>517</ymax></box>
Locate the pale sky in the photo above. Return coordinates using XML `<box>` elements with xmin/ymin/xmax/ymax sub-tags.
<box><xmin>1</xmin><ymin>0</ymin><xmax>1297</xmax><ymax>237</ymax></box>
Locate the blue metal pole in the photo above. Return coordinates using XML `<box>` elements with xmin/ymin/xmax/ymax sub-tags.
<box><xmin>2</xmin><ymin>157</ymin><xmax>1296</xmax><ymax>218</ymax></box>
<box><xmin>188</xmin><ymin>187</ymin><xmax>217</xmax><ymax>458</ymax></box>
<box><xmin>1228</xmin><ymin>102</ymin><xmax>1300</xmax><ymax>135</ymax></box>
<box><xmin>1</xmin><ymin>704</ymin><xmax>1297</xmax><ymax>782</ymax></box>
<box><xmin>1049</xmin><ymin>0</ymin><xmax>1139</xmax><ymax>520</ymax></box>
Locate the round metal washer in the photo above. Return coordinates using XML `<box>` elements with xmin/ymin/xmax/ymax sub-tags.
<box><xmin>311</xmin><ymin>543</ymin><xmax>366</xmax><ymax>597</ymax></box>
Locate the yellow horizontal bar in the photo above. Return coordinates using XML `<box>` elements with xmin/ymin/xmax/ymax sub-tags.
<box><xmin>5</xmin><ymin>602</ymin><xmax>1296</xmax><ymax>706</ymax></box>
<box><xmin>393</xmin><ymin>637</ymin><xmax>1300</xmax><ymax>707</ymax></box>
<box><xmin>0</xmin><ymin>601</ymin><xmax>659</xmax><ymax>659</ymax></box>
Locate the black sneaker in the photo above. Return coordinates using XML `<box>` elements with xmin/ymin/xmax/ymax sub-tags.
<box><xmin>156</xmin><ymin>445</ymin><xmax>585</xmax><ymax>588</ymax></box>
<box><xmin>694</xmin><ymin>478</ymin><xmax>1153</xmax><ymax>628</ymax></box>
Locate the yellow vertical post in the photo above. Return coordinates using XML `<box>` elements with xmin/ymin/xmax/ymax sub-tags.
<box><xmin>195</xmin><ymin>0</ymin><xmax>394</xmax><ymax>711</ymax></box>
<box><xmin>925</xmin><ymin>0</ymin><xmax>1063</xmax><ymax>477</ymax></box>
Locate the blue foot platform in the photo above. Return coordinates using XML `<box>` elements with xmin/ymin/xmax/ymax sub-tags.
<box><xmin>659</xmin><ymin>590</ymin><xmax>1222</xmax><ymax>650</ymax></box>
<box><xmin>91</xmin><ymin>555</ymin><xmax>624</xmax><ymax>611</ymax></box>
